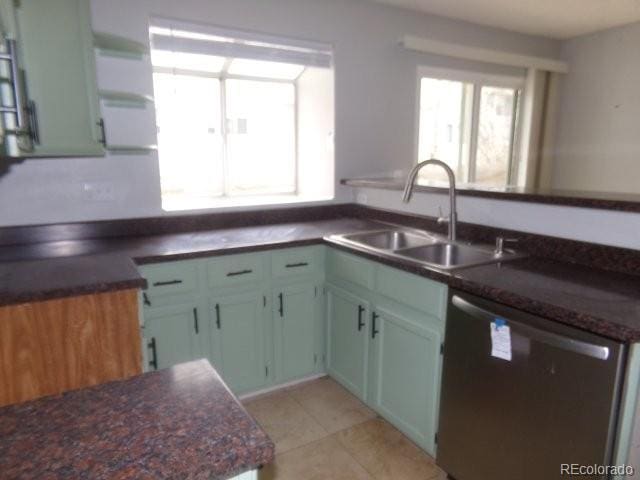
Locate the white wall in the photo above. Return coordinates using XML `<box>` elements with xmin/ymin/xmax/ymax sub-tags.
<box><xmin>0</xmin><ymin>0</ymin><xmax>559</xmax><ymax>226</ymax></box>
<box><xmin>552</xmin><ymin>21</ymin><xmax>640</xmax><ymax>193</ymax></box>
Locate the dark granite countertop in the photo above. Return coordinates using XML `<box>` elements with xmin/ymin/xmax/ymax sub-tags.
<box><xmin>0</xmin><ymin>359</ymin><xmax>275</xmax><ymax>480</ymax></box>
<box><xmin>0</xmin><ymin>253</ymin><xmax>146</xmax><ymax>305</ymax></box>
<box><xmin>1</xmin><ymin>213</ymin><xmax>640</xmax><ymax>342</ymax></box>
<box><xmin>0</xmin><ymin>218</ymin><xmax>385</xmax><ymax>306</ymax></box>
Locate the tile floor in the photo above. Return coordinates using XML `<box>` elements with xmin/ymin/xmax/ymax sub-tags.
<box><xmin>243</xmin><ymin>376</ymin><xmax>447</xmax><ymax>480</ymax></box>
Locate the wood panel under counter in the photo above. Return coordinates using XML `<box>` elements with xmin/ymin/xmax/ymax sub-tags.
<box><xmin>0</xmin><ymin>289</ymin><xmax>142</xmax><ymax>407</ymax></box>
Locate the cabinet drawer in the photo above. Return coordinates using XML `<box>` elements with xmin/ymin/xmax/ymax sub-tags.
<box><xmin>272</xmin><ymin>246</ymin><xmax>320</xmax><ymax>278</ymax></box>
<box><xmin>140</xmin><ymin>261</ymin><xmax>199</xmax><ymax>300</ymax></box>
<box><xmin>326</xmin><ymin>248</ymin><xmax>374</xmax><ymax>290</ymax></box>
<box><xmin>207</xmin><ymin>253</ymin><xmax>266</xmax><ymax>288</ymax></box>
<box><xmin>375</xmin><ymin>264</ymin><xmax>447</xmax><ymax>320</ymax></box>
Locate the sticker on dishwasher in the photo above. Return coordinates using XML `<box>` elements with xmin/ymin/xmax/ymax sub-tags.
<box><xmin>490</xmin><ymin>318</ymin><xmax>512</xmax><ymax>361</ymax></box>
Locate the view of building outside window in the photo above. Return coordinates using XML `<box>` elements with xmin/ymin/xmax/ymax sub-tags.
<box><xmin>475</xmin><ymin>86</ymin><xmax>517</xmax><ymax>186</ymax></box>
<box><xmin>418</xmin><ymin>77</ymin><xmax>470</xmax><ymax>183</ymax></box>
<box><xmin>418</xmin><ymin>75</ymin><xmax>520</xmax><ymax>187</ymax></box>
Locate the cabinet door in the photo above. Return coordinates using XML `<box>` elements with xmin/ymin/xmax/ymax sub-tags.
<box><xmin>369</xmin><ymin>305</ymin><xmax>442</xmax><ymax>455</ymax></box>
<box><xmin>143</xmin><ymin>304</ymin><xmax>200</xmax><ymax>371</ymax></box>
<box><xmin>12</xmin><ymin>0</ymin><xmax>103</xmax><ymax>156</ymax></box>
<box><xmin>326</xmin><ymin>284</ymin><xmax>370</xmax><ymax>400</ymax></box>
<box><xmin>274</xmin><ymin>283</ymin><xmax>317</xmax><ymax>383</ymax></box>
<box><xmin>211</xmin><ymin>292</ymin><xmax>266</xmax><ymax>394</ymax></box>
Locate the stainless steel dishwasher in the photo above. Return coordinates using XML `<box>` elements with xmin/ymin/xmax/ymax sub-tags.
<box><xmin>437</xmin><ymin>291</ymin><xmax>626</xmax><ymax>480</ymax></box>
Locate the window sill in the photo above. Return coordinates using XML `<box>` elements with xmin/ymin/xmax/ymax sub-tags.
<box><xmin>162</xmin><ymin>193</ymin><xmax>335</xmax><ymax>212</ymax></box>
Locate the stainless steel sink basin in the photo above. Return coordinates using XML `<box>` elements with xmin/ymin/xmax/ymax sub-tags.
<box><xmin>339</xmin><ymin>229</ymin><xmax>436</xmax><ymax>250</ymax></box>
<box><xmin>398</xmin><ymin>243</ymin><xmax>500</xmax><ymax>270</ymax></box>
<box><xmin>325</xmin><ymin>228</ymin><xmax>525</xmax><ymax>272</ymax></box>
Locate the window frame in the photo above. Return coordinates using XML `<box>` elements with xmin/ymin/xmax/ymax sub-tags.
<box><xmin>153</xmin><ymin>59</ymin><xmax>301</xmax><ymax>199</ymax></box>
<box><xmin>415</xmin><ymin>65</ymin><xmax>524</xmax><ymax>187</ymax></box>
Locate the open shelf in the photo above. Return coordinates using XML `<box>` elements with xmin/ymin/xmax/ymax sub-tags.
<box><xmin>107</xmin><ymin>144</ymin><xmax>158</xmax><ymax>155</ymax></box>
<box><xmin>93</xmin><ymin>32</ymin><xmax>149</xmax><ymax>59</ymax></box>
<box><xmin>99</xmin><ymin>90</ymin><xmax>154</xmax><ymax>109</ymax></box>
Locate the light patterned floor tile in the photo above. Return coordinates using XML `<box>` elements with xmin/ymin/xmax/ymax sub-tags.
<box><xmin>259</xmin><ymin>436</ymin><xmax>374</xmax><ymax>480</ymax></box>
<box><xmin>288</xmin><ymin>377</ymin><xmax>376</xmax><ymax>433</ymax></box>
<box><xmin>335</xmin><ymin>417</ymin><xmax>441</xmax><ymax>480</ymax></box>
<box><xmin>244</xmin><ymin>390</ymin><xmax>328</xmax><ymax>454</ymax></box>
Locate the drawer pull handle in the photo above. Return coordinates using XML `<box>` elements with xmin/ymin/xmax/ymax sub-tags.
<box><xmin>358</xmin><ymin>305</ymin><xmax>365</xmax><ymax>331</ymax></box>
<box><xmin>143</xmin><ymin>292</ymin><xmax>151</xmax><ymax>307</ymax></box>
<box><xmin>278</xmin><ymin>293</ymin><xmax>284</xmax><ymax>317</ymax></box>
<box><xmin>285</xmin><ymin>262</ymin><xmax>309</xmax><ymax>268</ymax></box>
<box><xmin>148</xmin><ymin>337</ymin><xmax>158</xmax><ymax>370</ymax></box>
<box><xmin>226</xmin><ymin>269</ymin><xmax>253</xmax><ymax>277</ymax></box>
<box><xmin>193</xmin><ymin>308</ymin><xmax>199</xmax><ymax>334</ymax></box>
<box><xmin>152</xmin><ymin>279</ymin><xmax>183</xmax><ymax>287</ymax></box>
<box><xmin>372</xmin><ymin>312</ymin><xmax>380</xmax><ymax>339</ymax></box>
<box><xmin>215</xmin><ymin>303</ymin><xmax>221</xmax><ymax>329</ymax></box>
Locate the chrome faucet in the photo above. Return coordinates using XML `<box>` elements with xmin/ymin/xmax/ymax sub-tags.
<box><xmin>402</xmin><ymin>159</ymin><xmax>458</xmax><ymax>242</ymax></box>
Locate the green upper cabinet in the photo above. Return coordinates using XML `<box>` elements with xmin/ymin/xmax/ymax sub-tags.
<box><xmin>326</xmin><ymin>283</ymin><xmax>370</xmax><ymax>400</ymax></box>
<box><xmin>210</xmin><ymin>291</ymin><xmax>268</xmax><ymax>394</ymax></box>
<box><xmin>143</xmin><ymin>304</ymin><xmax>201</xmax><ymax>371</ymax></box>
<box><xmin>1</xmin><ymin>0</ymin><xmax>104</xmax><ymax>157</ymax></box>
<box><xmin>273</xmin><ymin>283</ymin><xmax>318</xmax><ymax>383</ymax></box>
<box><xmin>368</xmin><ymin>304</ymin><xmax>443</xmax><ymax>455</ymax></box>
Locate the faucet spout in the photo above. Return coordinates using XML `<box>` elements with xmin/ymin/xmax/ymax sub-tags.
<box><xmin>402</xmin><ymin>159</ymin><xmax>458</xmax><ymax>242</ymax></box>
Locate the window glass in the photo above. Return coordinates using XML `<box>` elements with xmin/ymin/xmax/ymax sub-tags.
<box><xmin>153</xmin><ymin>73</ymin><xmax>224</xmax><ymax>200</ymax></box>
<box><xmin>475</xmin><ymin>86</ymin><xmax>517</xmax><ymax>186</ymax></box>
<box><xmin>418</xmin><ymin>73</ymin><xmax>521</xmax><ymax>187</ymax></box>
<box><xmin>150</xmin><ymin>25</ymin><xmax>334</xmax><ymax>208</ymax></box>
<box><xmin>418</xmin><ymin>77</ymin><xmax>471</xmax><ymax>183</ymax></box>
<box><xmin>225</xmin><ymin>79</ymin><xmax>296</xmax><ymax>195</ymax></box>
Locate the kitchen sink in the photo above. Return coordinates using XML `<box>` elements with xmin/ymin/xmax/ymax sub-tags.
<box><xmin>326</xmin><ymin>228</ymin><xmax>525</xmax><ymax>271</ymax></box>
<box><xmin>398</xmin><ymin>243</ymin><xmax>501</xmax><ymax>270</ymax></box>
<box><xmin>340</xmin><ymin>229</ymin><xmax>436</xmax><ymax>250</ymax></box>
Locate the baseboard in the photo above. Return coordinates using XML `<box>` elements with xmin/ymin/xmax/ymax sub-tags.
<box><xmin>239</xmin><ymin>372</ymin><xmax>328</xmax><ymax>401</ymax></box>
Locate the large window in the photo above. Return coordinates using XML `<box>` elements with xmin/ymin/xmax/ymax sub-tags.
<box><xmin>417</xmin><ymin>68</ymin><xmax>522</xmax><ymax>187</ymax></box>
<box><xmin>150</xmin><ymin>21</ymin><xmax>334</xmax><ymax>210</ymax></box>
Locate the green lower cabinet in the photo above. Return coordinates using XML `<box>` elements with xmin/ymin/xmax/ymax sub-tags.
<box><xmin>273</xmin><ymin>283</ymin><xmax>318</xmax><ymax>383</ymax></box>
<box><xmin>369</xmin><ymin>305</ymin><xmax>443</xmax><ymax>455</ymax></box>
<box><xmin>210</xmin><ymin>291</ymin><xmax>268</xmax><ymax>394</ymax></box>
<box><xmin>143</xmin><ymin>304</ymin><xmax>201</xmax><ymax>371</ymax></box>
<box><xmin>326</xmin><ymin>284</ymin><xmax>370</xmax><ymax>400</ymax></box>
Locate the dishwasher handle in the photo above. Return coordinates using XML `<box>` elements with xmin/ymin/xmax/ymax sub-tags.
<box><xmin>452</xmin><ymin>295</ymin><xmax>610</xmax><ymax>361</ymax></box>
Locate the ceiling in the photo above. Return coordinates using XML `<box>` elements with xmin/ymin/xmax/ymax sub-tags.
<box><xmin>368</xmin><ymin>0</ymin><xmax>640</xmax><ymax>39</ymax></box>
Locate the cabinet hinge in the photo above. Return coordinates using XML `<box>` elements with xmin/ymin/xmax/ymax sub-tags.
<box><xmin>440</xmin><ymin>343</ymin><xmax>444</xmax><ymax>355</ymax></box>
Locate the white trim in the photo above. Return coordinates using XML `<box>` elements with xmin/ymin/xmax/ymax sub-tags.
<box><xmin>417</xmin><ymin>64</ymin><xmax>525</xmax><ymax>89</ymax></box>
<box><xmin>150</xmin><ymin>17</ymin><xmax>333</xmax><ymax>68</ymax></box>
<box><xmin>238</xmin><ymin>373</ymin><xmax>327</xmax><ymax>401</ymax></box>
<box><xmin>402</xmin><ymin>35</ymin><xmax>569</xmax><ymax>74</ymax></box>
<box><xmin>152</xmin><ymin>16</ymin><xmax>332</xmax><ymax>54</ymax></box>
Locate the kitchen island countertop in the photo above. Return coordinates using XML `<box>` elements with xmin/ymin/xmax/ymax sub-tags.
<box><xmin>0</xmin><ymin>359</ymin><xmax>274</xmax><ymax>480</ymax></box>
